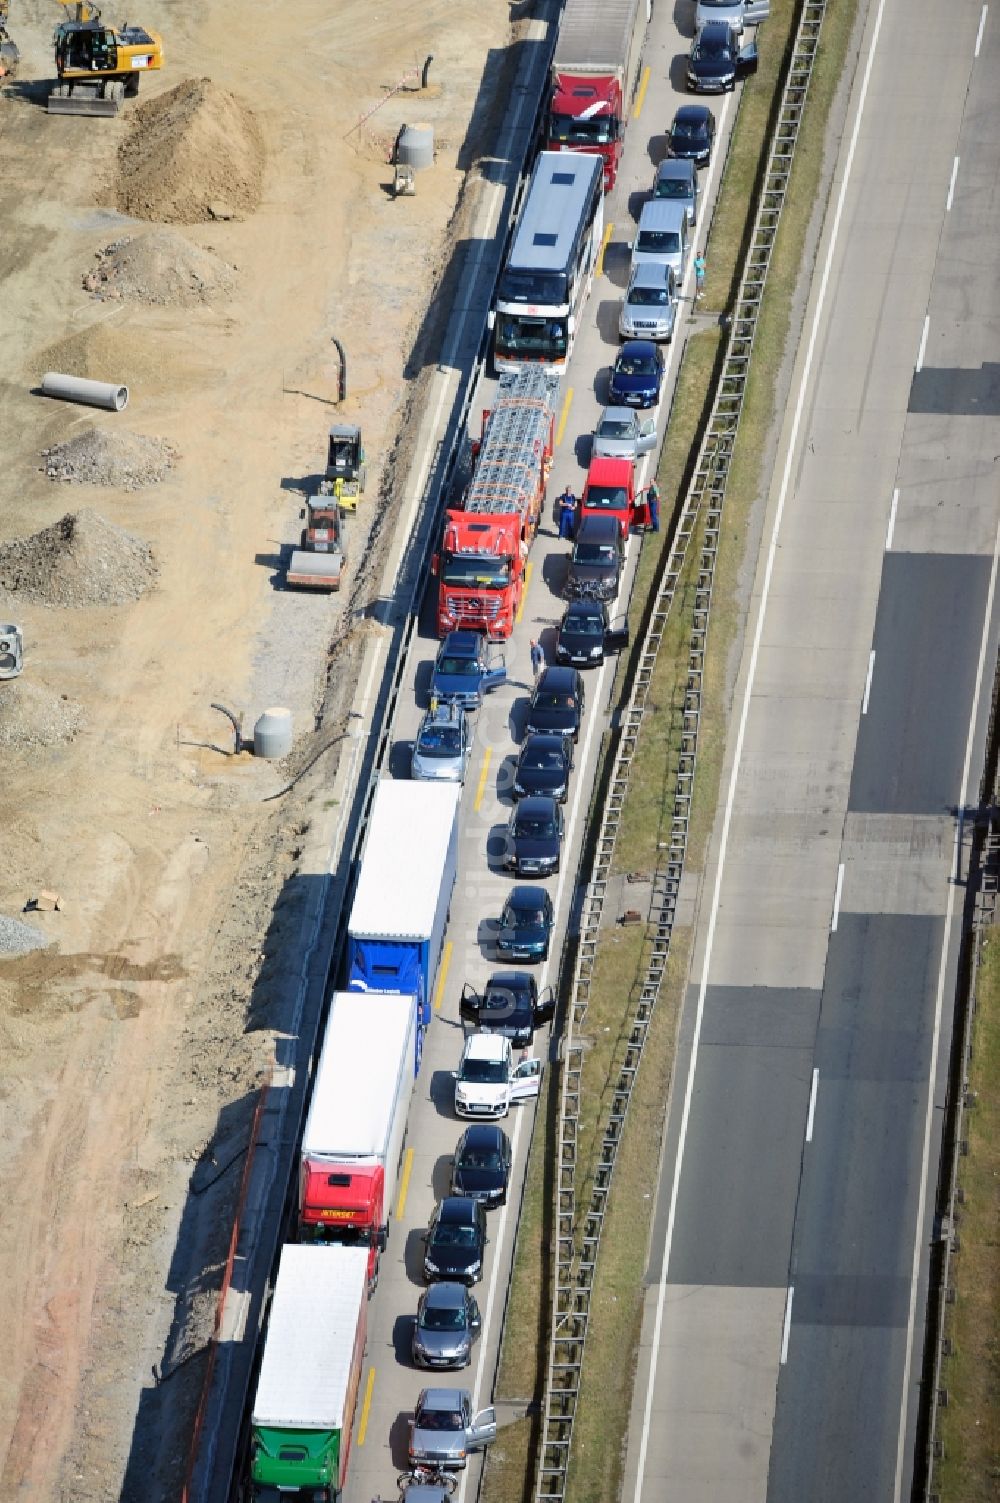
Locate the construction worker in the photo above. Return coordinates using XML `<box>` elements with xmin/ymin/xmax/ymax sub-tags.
<box><xmin>557</xmin><ymin>488</ymin><xmax>577</xmax><ymax>540</ymax></box>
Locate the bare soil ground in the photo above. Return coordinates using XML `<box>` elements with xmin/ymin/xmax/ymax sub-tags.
<box><xmin>0</xmin><ymin>1</ymin><xmax>517</xmax><ymax>1497</ymax></box>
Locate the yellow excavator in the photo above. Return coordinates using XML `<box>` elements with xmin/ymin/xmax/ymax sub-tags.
<box><xmin>49</xmin><ymin>1</ymin><xmax>163</xmax><ymax>117</ymax></box>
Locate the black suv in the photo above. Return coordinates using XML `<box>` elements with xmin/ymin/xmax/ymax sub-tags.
<box><xmin>461</xmin><ymin>971</ymin><xmax>556</xmax><ymax>1048</ymax></box>
<box><xmin>565</xmin><ymin>514</ymin><xmax>624</xmax><ymax>602</ymax></box>
<box><xmin>687</xmin><ymin>22</ymin><xmax>758</xmax><ymax>93</ymax></box>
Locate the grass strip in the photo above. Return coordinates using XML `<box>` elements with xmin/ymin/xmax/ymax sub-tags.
<box><xmin>483</xmin><ymin>3</ymin><xmax>861</xmax><ymax>1501</ymax></box>
<box><xmin>934</xmin><ymin>926</ymin><xmax>1000</xmax><ymax>1500</ymax></box>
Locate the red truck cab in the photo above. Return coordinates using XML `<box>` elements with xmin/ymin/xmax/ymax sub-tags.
<box><xmin>580</xmin><ymin>454</ymin><xmax>648</xmax><ymax>537</ymax></box>
<box><xmin>299</xmin><ymin>1160</ymin><xmax>387</xmax><ymax>1287</ymax></box>
<box><xmin>547</xmin><ymin>74</ymin><xmax>624</xmax><ymax>191</ymax></box>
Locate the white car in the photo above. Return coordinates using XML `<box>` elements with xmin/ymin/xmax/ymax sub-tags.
<box><xmin>453</xmin><ymin>1033</ymin><xmax>542</xmax><ymax>1119</ymax></box>
<box><xmin>694</xmin><ymin>0</ymin><xmax>770</xmax><ymax>36</ymax></box>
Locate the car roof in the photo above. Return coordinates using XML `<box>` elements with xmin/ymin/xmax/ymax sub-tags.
<box><xmin>439</xmin><ymin>630</ymin><xmax>483</xmax><ymax>655</ymax></box>
<box><xmin>629</xmin><ymin>261</ymin><xmax>673</xmax><ymax>289</ymax></box>
<box><xmin>419</xmin><ymin>1386</ymin><xmax>472</xmax><ymax>1409</ymax></box>
<box><xmin>520</xmin><ymin>730</ymin><xmax>572</xmax><ymax>749</ymax></box>
<box><xmin>564</xmin><ymin>598</ymin><xmax>607</xmax><ymax>619</ymax></box>
<box><xmin>638</xmin><ymin>199</ymin><xmax>687</xmax><ymax>230</ymax></box>
<box><xmin>537</xmin><ymin>665</ymin><xmax>579</xmax><ymax>690</ymax></box>
<box><xmin>516</xmin><ymin>795</ymin><xmax>559</xmax><ymax>816</ymax></box>
<box><xmin>674</xmin><ymin>103</ymin><xmax>713</xmax><ymax>126</ymax></box>
<box><xmin>487</xmin><ymin>969</ymin><xmax>535</xmax><ymax>991</ymax></box>
<box><xmin>655</xmin><ymin>157</ymin><xmax>696</xmax><ymax>183</ymax></box>
<box><xmin>575</xmin><ymin>513</ymin><xmax>621</xmax><ymax>541</ymax></box>
<box><xmin>460</xmin><ymin>1122</ymin><xmax>507</xmax><ymax>1148</ymax></box>
<box><xmin>697</xmin><ymin>20</ymin><xmax>736</xmax><ymax>43</ymax></box>
<box><xmin>423</xmin><ymin>701</ymin><xmax>464</xmax><ymax>726</ymax></box>
<box><xmin>438</xmin><ymin>1195</ymin><xmax>479</xmax><ymax>1222</ymax></box>
<box><xmin>424</xmin><ymin>1280</ymin><xmax>469</xmax><ymax>1307</ymax></box>
<box><xmin>599</xmin><ymin>403</ymin><xmax>638</xmax><ymax>425</ymax></box>
<box><xmin>465</xmin><ymin>1031</ymin><xmax>511</xmax><ymax>1060</ymax></box>
<box><xmin>506</xmin><ymin>885</ymin><xmax>550</xmax><ymax>909</ymax></box>
<box><xmin>618</xmin><ymin>339</ymin><xmax>658</xmax><ymax>359</ymax></box>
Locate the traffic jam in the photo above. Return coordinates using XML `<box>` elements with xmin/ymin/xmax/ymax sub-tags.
<box><xmin>242</xmin><ymin>1</ymin><xmax>769</xmax><ymax>1500</ymax></box>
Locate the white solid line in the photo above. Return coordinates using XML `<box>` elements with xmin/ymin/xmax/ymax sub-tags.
<box><xmin>975</xmin><ymin>4</ymin><xmax>988</xmax><ymax>56</ymax></box>
<box><xmin>630</xmin><ymin>6</ymin><xmax>889</xmax><ymax>1499</ymax></box>
<box><xmin>885</xmin><ymin>486</ymin><xmax>899</xmax><ymax>550</ymax></box>
<box><xmin>780</xmin><ymin>1286</ymin><xmax>795</xmax><ymax>1365</ymax></box>
<box><xmin>831</xmin><ymin>862</ymin><xmax>845</xmax><ymax>932</ymax></box>
<box><xmin>946</xmin><ymin>156</ymin><xmax>960</xmax><ymax>211</ymax></box>
<box><xmin>894</xmin><ymin>515</ymin><xmax>1000</xmax><ymax>1502</ymax></box>
<box><xmin>862</xmin><ymin>650</ymin><xmax>875</xmax><ymax>715</ymax></box>
<box><xmin>915</xmin><ymin>315</ymin><xmax>930</xmax><ymax>373</ymax></box>
<box><xmin>805</xmin><ymin>1068</ymin><xmax>819</xmax><ymax>1144</ymax></box>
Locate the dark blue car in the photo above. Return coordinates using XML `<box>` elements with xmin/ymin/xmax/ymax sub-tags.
<box><xmin>495</xmin><ymin>887</ymin><xmax>555</xmax><ymax>962</ymax></box>
<box><xmin>608</xmin><ymin>341</ymin><xmax>665</xmax><ymax>410</ymax></box>
<box><xmin>431</xmin><ymin>630</ymin><xmax>506</xmax><ymax>709</ymax></box>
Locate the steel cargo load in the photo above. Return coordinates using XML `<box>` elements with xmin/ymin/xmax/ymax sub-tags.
<box><xmin>250</xmin><ymin>1243</ymin><xmax>368</xmax><ymax>1501</ymax></box>
<box><xmin>299</xmin><ymin>991</ymin><xmax>416</xmax><ymax>1287</ymax></box>
<box><xmin>347</xmin><ymin>780</ymin><xmax>460</xmax><ymax>1027</ymax></box>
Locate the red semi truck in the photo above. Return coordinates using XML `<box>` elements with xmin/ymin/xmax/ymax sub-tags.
<box><xmin>546</xmin><ymin>0</ymin><xmax>649</xmax><ymax>191</ymax></box>
<box><xmin>298</xmin><ymin>991</ymin><xmax>415</xmax><ymax>1290</ymax></box>
<box><xmin>580</xmin><ymin>453</ymin><xmax>648</xmax><ymax>537</ymax></box>
<box><xmin>435</xmin><ymin>368</ymin><xmax>557</xmax><ymax>640</ymax></box>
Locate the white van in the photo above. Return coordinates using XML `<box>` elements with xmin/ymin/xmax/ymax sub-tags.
<box><xmin>630</xmin><ymin>200</ymin><xmax>690</xmax><ymax>281</ymax></box>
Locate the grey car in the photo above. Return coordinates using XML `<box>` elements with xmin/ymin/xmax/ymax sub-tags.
<box><xmin>409</xmin><ymin>1387</ymin><xmax>497</xmax><ymax>1470</ymax></box>
<box><xmin>592</xmin><ymin>403</ymin><xmax>659</xmax><ymax>461</ymax></box>
<box><xmin>695</xmin><ymin>0</ymin><xmax>770</xmax><ymax>36</ymax></box>
<box><xmin>411</xmin><ymin>701</ymin><xmax>471</xmax><ymax>783</ymax></box>
<box><xmin>412</xmin><ymin>1282</ymin><xmax>482</xmax><ymax>1370</ymax></box>
<box><xmin>652</xmin><ymin>157</ymin><xmax>698</xmax><ymax>226</ymax></box>
<box><xmin>619</xmin><ymin>263</ymin><xmax>677</xmax><ymax>343</ymax></box>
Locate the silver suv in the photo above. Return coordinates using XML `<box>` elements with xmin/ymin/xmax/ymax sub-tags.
<box><xmin>619</xmin><ymin>262</ymin><xmax>677</xmax><ymax>342</ymax></box>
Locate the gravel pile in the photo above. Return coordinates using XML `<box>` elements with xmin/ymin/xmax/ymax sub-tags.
<box><xmin>0</xmin><ymin>915</ymin><xmax>49</xmax><ymax>955</ymax></box>
<box><xmin>114</xmin><ymin>78</ymin><xmax>265</xmax><ymax>224</ymax></box>
<box><xmin>0</xmin><ymin>679</ymin><xmax>85</xmax><ymax>748</ymax></box>
<box><xmin>83</xmin><ymin>230</ymin><xmax>237</xmax><ymax>307</ymax></box>
<box><xmin>42</xmin><ymin>427</ymin><xmax>177</xmax><ymax>491</ymax></box>
<box><xmin>0</xmin><ymin>510</ymin><xmax>157</xmax><ymax>607</ymax></box>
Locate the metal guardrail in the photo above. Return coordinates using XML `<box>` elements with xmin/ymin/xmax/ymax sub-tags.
<box><xmin>534</xmin><ymin>4</ymin><xmax>830</xmax><ymax>1499</ymax></box>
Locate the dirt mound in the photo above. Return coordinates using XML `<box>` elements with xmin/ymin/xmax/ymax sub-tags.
<box><xmin>37</xmin><ymin>322</ymin><xmax>179</xmax><ymax>397</ymax></box>
<box><xmin>42</xmin><ymin>427</ymin><xmax>177</xmax><ymax>491</ymax></box>
<box><xmin>114</xmin><ymin>78</ymin><xmax>265</xmax><ymax>224</ymax></box>
<box><xmin>83</xmin><ymin>230</ymin><xmax>237</xmax><ymax>307</ymax></box>
<box><xmin>0</xmin><ymin>680</ymin><xmax>85</xmax><ymax>750</ymax></box>
<box><xmin>0</xmin><ymin>510</ymin><xmax>157</xmax><ymax>608</ymax></box>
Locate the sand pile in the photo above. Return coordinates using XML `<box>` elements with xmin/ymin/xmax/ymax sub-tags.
<box><xmin>42</xmin><ymin>427</ymin><xmax>177</xmax><ymax>491</ymax></box>
<box><xmin>0</xmin><ymin>680</ymin><xmax>85</xmax><ymax>750</ymax></box>
<box><xmin>114</xmin><ymin>78</ymin><xmax>265</xmax><ymax>224</ymax></box>
<box><xmin>0</xmin><ymin>510</ymin><xmax>157</xmax><ymax>607</ymax></box>
<box><xmin>83</xmin><ymin>230</ymin><xmax>237</xmax><ymax>306</ymax></box>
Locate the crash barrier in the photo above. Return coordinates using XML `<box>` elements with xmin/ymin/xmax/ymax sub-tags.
<box><xmin>533</xmin><ymin>5</ymin><xmax>832</xmax><ymax>1500</ymax></box>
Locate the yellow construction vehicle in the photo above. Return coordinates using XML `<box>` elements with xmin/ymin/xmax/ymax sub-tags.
<box><xmin>0</xmin><ymin>0</ymin><xmax>19</xmax><ymax>79</ymax></box>
<box><xmin>49</xmin><ymin>2</ymin><xmax>162</xmax><ymax>117</ymax></box>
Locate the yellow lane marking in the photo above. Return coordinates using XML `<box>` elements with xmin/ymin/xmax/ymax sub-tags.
<box><xmin>433</xmin><ymin>939</ymin><xmax>453</xmax><ymax>1012</ymax></box>
<box><xmin>515</xmin><ymin>561</ymin><xmax>533</xmax><ymax>625</ymax></box>
<box><xmin>597</xmin><ymin>221</ymin><xmax>614</xmax><ymax>277</ymax></box>
<box><xmin>555</xmin><ymin>386</ymin><xmax>574</xmax><ymax>447</ymax></box>
<box><xmin>474</xmin><ymin>746</ymin><xmax>494</xmax><ymax>813</ymax></box>
<box><xmin>396</xmin><ymin>1147</ymin><xmax>414</xmax><ymax>1220</ymax></box>
<box><xmin>634</xmin><ymin>65</ymin><xmax>651</xmax><ymax>121</ymax></box>
<box><xmin>358</xmin><ymin>1367</ymin><xmax>376</xmax><ymax>1445</ymax></box>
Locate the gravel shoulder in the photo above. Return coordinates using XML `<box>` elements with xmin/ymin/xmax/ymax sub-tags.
<box><xmin>0</xmin><ymin>2</ymin><xmax>516</xmax><ymax>1497</ymax></box>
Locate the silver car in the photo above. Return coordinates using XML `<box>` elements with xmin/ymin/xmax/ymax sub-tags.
<box><xmin>619</xmin><ymin>262</ymin><xmax>677</xmax><ymax>342</ymax></box>
<box><xmin>592</xmin><ymin>404</ymin><xmax>658</xmax><ymax>462</ymax></box>
<box><xmin>651</xmin><ymin>157</ymin><xmax>698</xmax><ymax>226</ymax></box>
<box><xmin>409</xmin><ymin>1387</ymin><xmax>497</xmax><ymax>1470</ymax></box>
<box><xmin>412</xmin><ymin>1283</ymin><xmax>482</xmax><ymax>1370</ymax></box>
<box><xmin>694</xmin><ymin>0</ymin><xmax>770</xmax><ymax>35</ymax></box>
<box><xmin>411</xmin><ymin>701</ymin><xmax>471</xmax><ymax>783</ymax></box>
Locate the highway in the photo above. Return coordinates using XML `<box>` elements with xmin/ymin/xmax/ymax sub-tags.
<box><xmin>621</xmin><ymin>2</ymin><xmax>1000</xmax><ymax>1502</ymax></box>
<box><xmin>342</xmin><ymin>1</ymin><xmax>750</xmax><ymax>1499</ymax></box>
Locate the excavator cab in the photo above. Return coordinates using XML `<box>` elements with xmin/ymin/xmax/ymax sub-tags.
<box><xmin>49</xmin><ymin>4</ymin><xmax>162</xmax><ymax>117</ymax></box>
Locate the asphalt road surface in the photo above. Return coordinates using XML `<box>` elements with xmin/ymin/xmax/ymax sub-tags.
<box><xmin>622</xmin><ymin>2</ymin><xmax>1000</xmax><ymax>1503</ymax></box>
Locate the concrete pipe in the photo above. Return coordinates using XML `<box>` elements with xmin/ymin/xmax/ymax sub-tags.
<box><xmin>41</xmin><ymin>372</ymin><xmax>129</xmax><ymax>412</ymax></box>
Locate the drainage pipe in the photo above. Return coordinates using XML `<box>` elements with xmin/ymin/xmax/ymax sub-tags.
<box><xmin>41</xmin><ymin>372</ymin><xmax>129</xmax><ymax>411</ymax></box>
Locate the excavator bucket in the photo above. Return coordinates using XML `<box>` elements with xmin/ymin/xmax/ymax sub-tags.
<box><xmin>47</xmin><ymin>90</ymin><xmax>121</xmax><ymax>117</ymax></box>
<box><xmin>286</xmin><ymin>550</ymin><xmax>342</xmax><ymax>592</ymax></box>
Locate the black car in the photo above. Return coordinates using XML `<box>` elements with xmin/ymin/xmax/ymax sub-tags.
<box><xmin>461</xmin><ymin>970</ymin><xmax>556</xmax><ymax>1046</ymax></box>
<box><xmin>495</xmin><ymin>886</ymin><xmax>555</xmax><ymax>962</ymax></box>
<box><xmin>666</xmin><ymin>104</ymin><xmax>717</xmax><ymax>166</ymax></box>
<box><xmin>451</xmin><ymin>1124</ymin><xmax>513</xmax><ymax>1208</ymax></box>
<box><xmin>504</xmin><ymin>795</ymin><xmax>565</xmax><ymax>877</ymax></box>
<box><xmin>423</xmin><ymin>1197</ymin><xmax>488</xmax><ymax>1285</ymax></box>
<box><xmin>686</xmin><ymin>21</ymin><xmax>757</xmax><ymax>93</ymax></box>
<box><xmin>556</xmin><ymin>599</ymin><xmax>629</xmax><ymax>668</ymax></box>
<box><xmin>565</xmin><ymin>515</ymin><xmax>625</xmax><ymax>603</ymax></box>
<box><xmin>512</xmin><ymin>733</ymin><xmax>573</xmax><ymax>803</ymax></box>
<box><xmin>525</xmin><ymin>666</ymin><xmax>586</xmax><ymax>742</ymax></box>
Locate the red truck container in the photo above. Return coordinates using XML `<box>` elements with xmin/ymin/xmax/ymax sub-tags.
<box><xmin>546</xmin><ymin>0</ymin><xmax>649</xmax><ymax>191</ymax></box>
<box><xmin>580</xmin><ymin>454</ymin><xmax>649</xmax><ymax>537</ymax></box>
<box><xmin>298</xmin><ymin>991</ymin><xmax>415</xmax><ymax>1290</ymax></box>
<box><xmin>435</xmin><ymin>369</ymin><xmax>557</xmax><ymax>640</ymax></box>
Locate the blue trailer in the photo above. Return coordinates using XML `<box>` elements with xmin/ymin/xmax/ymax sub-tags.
<box><xmin>346</xmin><ymin>780</ymin><xmax>460</xmax><ymax>1052</ymax></box>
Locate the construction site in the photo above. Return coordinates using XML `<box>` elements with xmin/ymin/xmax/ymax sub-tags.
<box><xmin>0</xmin><ymin>1</ymin><xmax>522</xmax><ymax>1497</ymax></box>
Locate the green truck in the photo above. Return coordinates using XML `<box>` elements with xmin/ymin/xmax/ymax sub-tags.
<box><xmin>249</xmin><ymin>1243</ymin><xmax>369</xmax><ymax>1500</ymax></box>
